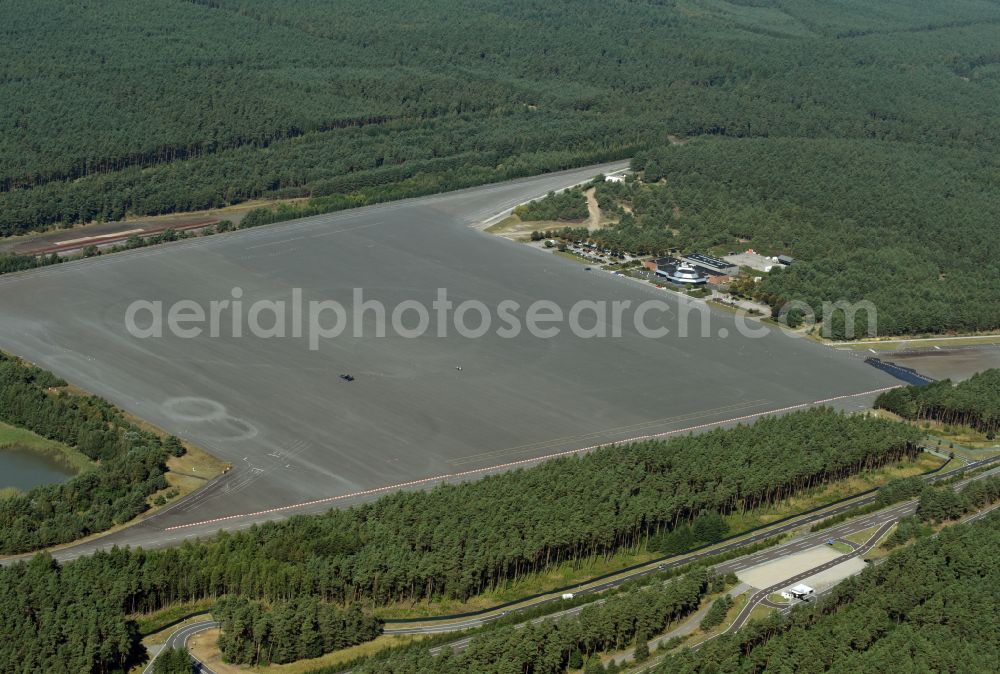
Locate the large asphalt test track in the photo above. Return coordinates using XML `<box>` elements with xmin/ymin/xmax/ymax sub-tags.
<box><xmin>0</xmin><ymin>161</ymin><xmax>897</xmax><ymax>559</ymax></box>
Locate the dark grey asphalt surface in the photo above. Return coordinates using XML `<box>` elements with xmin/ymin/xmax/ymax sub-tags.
<box><xmin>0</xmin><ymin>161</ymin><xmax>897</xmax><ymax>557</ymax></box>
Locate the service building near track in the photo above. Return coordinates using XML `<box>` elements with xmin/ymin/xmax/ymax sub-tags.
<box><xmin>649</xmin><ymin>257</ymin><xmax>707</xmax><ymax>285</ymax></box>
<box><xmin>681</xmin><ymin>252</ymin><xmax>740</xmax><ymax>277</ymax></box>
<box><xmin>788</xmin><ymin>583</ymin><xmax>815</xmax><ymax>599</ymax></box>
<box><xmin>663</xmin><ymin>262</ymin><xmax>708</xmax><ymax>285</ymax></box>
<box><xmin>647</xmin><ymin>252</ymin><xmax>741</xmax><ymax>287</ymax></box>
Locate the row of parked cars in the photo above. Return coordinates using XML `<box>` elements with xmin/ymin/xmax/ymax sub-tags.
<box><xmin>566</xmin><ymin>241</ymin><xmax>637</xmax><ymax>266</ymax></box>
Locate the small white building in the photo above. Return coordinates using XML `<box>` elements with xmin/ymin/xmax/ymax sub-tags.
<box><xmin>788</xmin><ymin>584</ymin><xmax>814</xmax><ymax>599</ymax></box>
<box><xmin>605</xmin><ymin>173</ymin><xmax>626</xmax><ymax>183</ymax></box>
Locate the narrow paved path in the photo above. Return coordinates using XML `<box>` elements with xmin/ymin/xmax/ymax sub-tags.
<box><xmin>140</xmin><ymin>462</ymin><xmax>1000</xmax><ymax>673</ymax></box>
<box><xmin>726</xmin><ymin>520</ymin><xmax>894</xmax><ymax>633</ymax></box>
<box><xmin>608</xmin><ymin>583</ymin><xmax>749</xmax><ymax>666</ymax></box>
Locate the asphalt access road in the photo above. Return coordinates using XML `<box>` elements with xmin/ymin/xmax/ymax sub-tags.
<box><xmin>722</xmin><ymin>483</ymin><xmax>1000</xmax><ymax>638</ymax></box>
<box><xmin>631</xmin><ymin>519</ymin><xmax>895</xmax><ymax>673</ymax></box>
<box><xmin>0</xmin><ymin>160</ymin><xmax>898</xmax><ymax>555</ymax></box>
<box><xmin>143</xmin><ymin>462</ymin><xmax>1000</xmax><ymax>674</ymax></box>
<box><xmin>253</xmin><ymin>508</ymin><xmax>905</xmax><ymax>674</ymax></box>
<box><xmin>377</xmin><ymin>456</ymin><xmax>1000</xmax><ymax>634</ymax></box>
<box><xmin>142</xmin><ymin>620</ymin><xmax>218</xmax><ymax>674</ymax></box>
<box><xmin>351</xmin><ymin>466</ymin><xmax>1000</xmax><ymax>674</ymax></box>
<box><xmin>726</xmin><ymin>519</ymin><xmax>894</xmax><ymax>633</ymax></box>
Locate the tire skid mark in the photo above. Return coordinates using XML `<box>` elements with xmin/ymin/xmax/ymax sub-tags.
<box><xmin>165</xmin><ymin>385</ymin><xmax>899</xmax><ymax>531</ymax></box>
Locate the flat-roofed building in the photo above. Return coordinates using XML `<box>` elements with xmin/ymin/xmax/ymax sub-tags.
<box><xmin>644</xmin><ymin>256</ymin><xmax>676</xmax><ymax>272</ymax></box>
<box><xmin>788</xmin><ymin>584</ymin><xmax>815</xmax><ymax>599</ymax></box>
<box><xmin>682</xmin><ymin>252</ymin><xmax>739</xmax><ymax>277</ymax></box>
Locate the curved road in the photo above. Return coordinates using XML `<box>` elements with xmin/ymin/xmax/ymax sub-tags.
<box><xmin>629</xmin><ymin>468</ymin><xmax>1000</xmax><ymax>673</ymax></box>
<box><xmin>725</xmin><ymin>519</ymin><xmax>894</xmax><ymax>634</ymax></box>
<box><xmin>382</xmin><ymin>454</ymin><xmax>998</xmax><ymax>632</ymax></box>
<box><xmin>148</xmin><ymin>458</ymin><xmax>1000</xmax><ymax>672</ymax></box>
<box><xmin>143</xmin><ymin>620</ymin><xmax>219</xmax><ymax>674</ymax></box>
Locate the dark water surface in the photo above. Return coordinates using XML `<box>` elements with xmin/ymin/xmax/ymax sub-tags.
<box><xmin>0</xmin><ymin>445</ymin><xmax>75</xmax><ymax>490</ymax></box>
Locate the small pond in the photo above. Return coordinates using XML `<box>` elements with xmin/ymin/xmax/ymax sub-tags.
<box><xmin>0</xmin><ymin>445</ymin><xmax>76</xmax><ymax>491</ymax></box>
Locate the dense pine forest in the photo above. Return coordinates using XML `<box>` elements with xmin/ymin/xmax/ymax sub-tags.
<box><xmin>876</xmin><ymin>369</ymin><xmax>1000</xmax><ymax>435</ymax></box>
<box><xmin>873</xmin><ymin>476</ymin><xmax>1000</xmax><ymax>548</ymax></box>
<box><xmin>0</xmin><ymin>407</ymin><xmax>921</xmax><ymax>672</ymax></box>
<box><xmin>234</xmin><ymin>478</ymin><xmax>1000</xmax><ymax>673</ymax></box>
<box><xmin>0</xmin><ymin>352</ymin><xmax>184</xmax><ymax>553</ymax></box>
<box><xmin>916</xmin><ymin>475</ymin><xmax>1000</xmax><ymax>524</ymax></box>
<box><xmin>344</xmin><ymin>510</ymin><xmax>1000</xmax><ymax>674</ymax></box>
<box><xmin>571</xmin><ymin>138</ymin><xmax>1000</xmax><ymax>337</ymax></box>
<box><xmin>122</xmin><ymin>408</ymin><xmax>917</xmax><ymax>610</ymax></box>
<box><xmin>215</xmin><ymin>597</ymin><xmax>382</xmax><ymax>666</ymax></box>
<box><xmin>883</xmin><ymin>476</ymin><xmax>1000</xmax><ymax>548</ymax></box>
<box><xmin>2</xmin><ymin>0</ymin><xmax>999</xmax><ymax>242</ymax></box>
<box><xmin>652</xmin><ymin>512</ymin><xmax>1000</xmax><ymax>674</ymax></box>
<box><xmin>151</xmin><ymin>648</ymin><xmax>192</xmax><ymax>674</ymax></box>
<box><xmin>345</xmin><ymin>569</ymin><xmax>714</xmax><ymax>673</ymax></box>
<box><xmin>4</xmin><ymin>4</ymin><xmax>999</xmax><ymax>670</ymax></box>
<box><xmin>515</xmin><ymin>188</ymin><xmax>589</xmax><ymax>222</ymax></box>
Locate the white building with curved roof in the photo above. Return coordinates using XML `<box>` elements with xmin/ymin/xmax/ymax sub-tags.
<box><xmin>655</xmin><ymin>260</ymin><xmax>707</xmax><ymax>285</ymax></box>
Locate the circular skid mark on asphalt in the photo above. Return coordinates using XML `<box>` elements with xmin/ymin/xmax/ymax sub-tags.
<box><xmin>163</xmin><ymin>397</ymin><xmax>228</xmax><ymax>422</ymax></box>
<box><xmin>161</xmin><ymin>396</ymin><xmax>259</xmax><ymax>441</ymax></box>
<box><xmin>202</xmin><ymin>417</ymin><xmax>259</xmax><ymax>442</ymax></box>
<box><xmin>164</xmin><ymin>385</ymin><xmax>903</xmax><ymax>532</ymax></box>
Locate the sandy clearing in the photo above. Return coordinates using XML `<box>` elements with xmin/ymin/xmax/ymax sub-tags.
<box><xmin>187</xmin><ymin>628</ymin><xmax>240</xmax><ymax>674</ymax></box>
<box><xmin>585</xmin><ymin>187</ymin><xmax>603</xmax><ymax>230</ymax></box>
